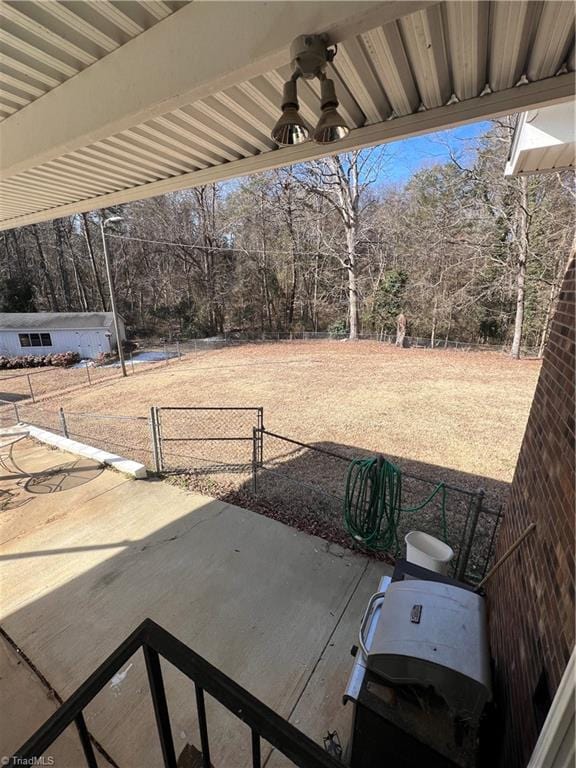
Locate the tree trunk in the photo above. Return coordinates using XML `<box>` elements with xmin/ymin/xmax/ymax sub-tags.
<box><xmin>53</xmin><ymin>220</ymin><xmax>73</xmax><ymax>309</ymax></box>
<box><xmin>81</xmin><ymin>214</ymin><xmax>107</xmax><ymax>310</ymax></box>
<box><xmin>396</xmin><ymin>313</ymin><xmax>406</xmax><ymax>347</ymax></box>
<box><xmin>346</xmin><ymin>229</ymin><xmax>358</xmax><ymax>340</ymax></box>
<box><xmin>510</xmin><ymin>177</ymin><xmax>529</xmax><ymax>359</ymax></box>
<box><xmin>430</xmin><ymin>295</ymin><xmax>438</xmax><ymax>348</ymax></box>
<box><xmin>31</xmin><ymin>224</ymin><xmax>59</xmax><ymax>311</ymax></box>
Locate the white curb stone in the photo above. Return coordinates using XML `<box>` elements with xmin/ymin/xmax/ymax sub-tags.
<box><xmin>14</xmin><ymin>423</ymin><xmax>147</xmax><ymax>479</ymax></box>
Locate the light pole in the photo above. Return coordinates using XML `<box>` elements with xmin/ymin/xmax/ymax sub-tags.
<box><xmin>100</xmin><ymin>215</ymin><xmax>127</xmax><ymax>377</ymax></box>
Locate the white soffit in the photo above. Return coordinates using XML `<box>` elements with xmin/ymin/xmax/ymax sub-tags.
<box><xmin>505</xmin><ymin>101</ymin><xmax>576</xmax><ymax>176</ymax></box>
<box><xmin>0</xmin><ymin>0</ymin><xmax>575</xmax><ymax>230</ymax></box>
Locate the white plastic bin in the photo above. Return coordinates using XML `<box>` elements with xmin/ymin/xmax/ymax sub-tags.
<box><xmin>405</xmin><ymin>530</ymin><xmax>454</xmax><ymax>575</ymax></box>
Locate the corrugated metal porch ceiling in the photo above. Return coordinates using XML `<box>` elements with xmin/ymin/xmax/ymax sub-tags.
<box><xmin>0</xmin><ymin>0</ymin><xmax>574</xmax><ymax>229</ymax></box>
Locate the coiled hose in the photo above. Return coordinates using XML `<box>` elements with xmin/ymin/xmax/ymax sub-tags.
<box><xmin>344</xmin><ymin>456</ymin><xmax>448</xmax><ymax>552</ymax></box>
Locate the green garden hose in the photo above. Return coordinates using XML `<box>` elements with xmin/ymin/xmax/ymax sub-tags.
<box><xmin>344</xmin><ymin>456</ymin><xmax>447</xmax><ymax>552</ymax></box>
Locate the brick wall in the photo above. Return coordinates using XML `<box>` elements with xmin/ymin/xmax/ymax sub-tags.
<box><xmin>488</xmin><ymin>257</ymin><xmax>575</xmax><ymax>766</ymax></box>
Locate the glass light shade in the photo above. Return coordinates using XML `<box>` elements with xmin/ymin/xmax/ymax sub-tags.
<box><xmin>313</xmin><ymin>107</ymin><xmax>350</xmax><ymax>144</ymax></box>
<box><xmin>271</xmin><ymin>107</ymin><xmax>310</xmax><ymax>145</ymax></box>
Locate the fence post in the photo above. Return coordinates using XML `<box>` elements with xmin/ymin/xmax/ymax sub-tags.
<box><xmin>27</xmin><ymin>374</ymin><xmax>35</xmax><ymax>403</ymax></box>
<box><xmin>13</xmin><ymin>402</ymin><xmax>19</xmax><ymax>423</ymax></box>
<box><xmin>85</xmin><ymin>360</ymin><xmax>92</xmax><ymax>385</ymax></box>
<box><xmin>251</xmin><ymin>427</ymin><xmax>259</xmax><ymax>494</ymax></box>
<box><xmin>59</xmin><ymin>407</ymin><xmax>69</xmax><ymax>439</ymax></box>
<box><xmin>149</xmin><ymin>406</ymin><xmax>161</xmax><ymax>474</ymax></box>
<box><xmin>457</xmin><ymin>488</ymin><xmax>485</xmax><ymax>582</ymax></box>
<box><xmin>257</xmin><ymin>409</ymin><xmax>264</xmax><ymax>466</ymax></box>
<box><xmin>176</xmin><ymin>340</ymin><xmax>181</xmax><ymax>360</ymax></box>
<box><xmin>155</xmin><ymin>407</ymin><xmax>164</xmax><ymax>472</ymax></box>
<box><xmin>164</xmin><ymin>340</ymin><xmax>169</xmax><ymax>365</ymax></box>
<box><xmin>130</xmin><ymin>351</ymin><xmax>135</xmax><ymax>374</ymax></box>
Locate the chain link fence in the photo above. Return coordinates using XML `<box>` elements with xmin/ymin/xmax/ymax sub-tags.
<box><xmin>253</xmin><ymin>429</ymin><xmax>502</xmax><ymax>584</ymax></box>
<box><xmin>0</xmin><ymin>362</ymin><xmax>123</xmax><ymax>404</ymax></box>
<box><xmin>63</xmin><ymin>410</ymin><xmax>153</xmax><ymax>467</ymax></box>
<box><xmin>188</xmin><ymin>330</ymin><xmax>540</xmax><ymax>357</ymax></box>
<box><xmin>154</xmin><ymin>407</ymin><xmax>263</xmax><ymax>478</ymax></box>
<box><xmin>0</xmin><ymin>330</ymin><xmax>540</xmax><ymax>409</ymax></box>
<box><xmin>0</xmin><ymin>399</ymin><xmax>502</xmax><ymax>583</ymax></box>
<box><xmin>1</xmin><ymin>401</ymin><xmax>154</xmax><ymax>469</ymax></box>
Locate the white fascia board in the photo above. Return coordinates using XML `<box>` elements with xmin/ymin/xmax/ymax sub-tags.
<box><xmin>505</xmin><ymin>100</ymin><xmax>576</xmax><ymax>175</ymax></box>
<box><xmin>0</xmin><ymin>1</ymin><xmax>435</xmax><ymax>178</ymax></box>
<box><xmin>528</xmin><ymin>649</ymin><xmax>575</xmax><ymax>768</ymax></box>
<box><xmin>1</xmin><ymin>72</ymin><xmax>573</xmax><ymax>232</ymax></box>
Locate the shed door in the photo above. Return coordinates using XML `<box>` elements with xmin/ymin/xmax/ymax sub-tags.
<box><xmin>75</xmin><ymin>331</ymin><xmax>108</xmax><ymax>359</ymax></box>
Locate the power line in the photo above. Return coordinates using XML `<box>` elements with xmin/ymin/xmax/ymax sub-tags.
<box><xmin>102</xmin><ymin>232</ymin><xmax>347</xmax><ymax>259</ymax></box>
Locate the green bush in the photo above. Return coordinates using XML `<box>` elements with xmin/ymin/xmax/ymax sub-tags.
<box><xmin>328</xmin><ymin>319</ymin><xmax>348</xmax><ymax>338</ymax></box>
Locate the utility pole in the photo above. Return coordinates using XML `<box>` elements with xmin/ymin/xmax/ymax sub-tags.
<box><xmin>100</xmin><ymin>216</ymin><xmax>127</xmax><ymax>377</ymax></box>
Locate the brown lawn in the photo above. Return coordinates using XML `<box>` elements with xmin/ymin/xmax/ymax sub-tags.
<box><xmin>3</xmin><ymin>341</ymin><xmax>541</xmax><ymax>573</ymax></box>
<box><xmin>26</xmin><ymin>340</ymin><xmax>540</xmax><ymax>489</ymax></box>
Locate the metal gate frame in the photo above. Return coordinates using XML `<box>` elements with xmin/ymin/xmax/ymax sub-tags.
<box><xmin>151</xmin><ymin>406</ymin><xmax>263</xmax><ymax>474</ymax></box>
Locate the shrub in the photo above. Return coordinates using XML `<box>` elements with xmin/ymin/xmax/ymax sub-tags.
<box><xmin>122</xmin><ymin>339</ymin><xmax>138</xmax><ymax>354</ymax></box>
<box><xmin>50</xmin><ymin>351</ymin><xmax>81</xmax><ymax>367</ymax></box>
<box><xmin>328</xmin><ymin>319</ymin><xmax>348</xmax><ymax>338</ymax></box>
<box><xmin>0</xmin><ymin>351</ymin><xmax>80</xmax><ymax>370</ymax></box>
<box><xmin>94</xmin><ymin>352</ymin><xmax>115</xmax><ymax>367</ymax></box>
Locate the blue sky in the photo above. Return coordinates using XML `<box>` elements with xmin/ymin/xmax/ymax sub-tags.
<box><xmin>381</xmin><ymin>120</ymin><xmax>492</xmax><ymax>185</ymax></box>
<box><xmin>219</xmin><ymin>120</ymin><xmax>493</xmax><ymax>197</ymax></box>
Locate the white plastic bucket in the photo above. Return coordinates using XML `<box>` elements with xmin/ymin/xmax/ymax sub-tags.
<box><xmin>405</xmin><ymin>530</ymin><xmax>454</xmax><ymax>575</ymax></box>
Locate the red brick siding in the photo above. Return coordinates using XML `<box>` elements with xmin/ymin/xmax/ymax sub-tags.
<box><xmin>488</xmin><ymin>258</ymin><xmax>575</xmax><ymax>766</ymax></box>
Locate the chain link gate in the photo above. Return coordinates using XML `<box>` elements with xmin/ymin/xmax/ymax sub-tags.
<box><xmin>151</xmin><ymin>407</ymin><xmax>263</xmax><ymax>478</ymax></box>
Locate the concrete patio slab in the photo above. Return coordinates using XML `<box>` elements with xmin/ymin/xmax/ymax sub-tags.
<box><xmin>0</xmin><ymin>438</ymin><xmax>389</xmax><ymax>766</ymax></box>
<box><xmin>0</xmin><ymin>633</ymin><xmax>108</xmax><ymax>767</ymax></box>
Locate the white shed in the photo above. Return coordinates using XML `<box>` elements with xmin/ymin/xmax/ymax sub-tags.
<box><xmin>0</xmin><ymin>312</ymin><xmax>126</xmax><ymax>359</ymax></box>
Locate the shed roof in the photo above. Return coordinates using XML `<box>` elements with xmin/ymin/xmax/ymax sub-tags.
<box><xmin>0</xmin><ymin>312</ymin><xmax>118</xmax><ymax>330</ymax></box>
<box><xmin>0</xmin><ymin>1</ymin><xmax>574</xmax><ymax>231</ymax></box>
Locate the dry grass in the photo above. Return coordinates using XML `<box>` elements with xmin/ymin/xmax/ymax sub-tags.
<box><xmin>7</xmin><ymin>340</ymin><xmax>541</xmax><ymax>577</ymax></box>
<box><xmin>33</xmin><ymin>340</ymin><xmax>540</xmax><ymax>491</ymax></box>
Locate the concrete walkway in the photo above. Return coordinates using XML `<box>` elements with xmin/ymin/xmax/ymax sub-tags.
<box><xmin>0</xmin><ymin>436</ymin><xmax>388</xmax><ymax>767</ymax></box>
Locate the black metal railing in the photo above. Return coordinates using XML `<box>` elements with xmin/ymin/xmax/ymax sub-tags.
<box><xmin>10</xmin><ymin>618</ymin><xmax>341</xmax><ymax>768</ymax></box>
